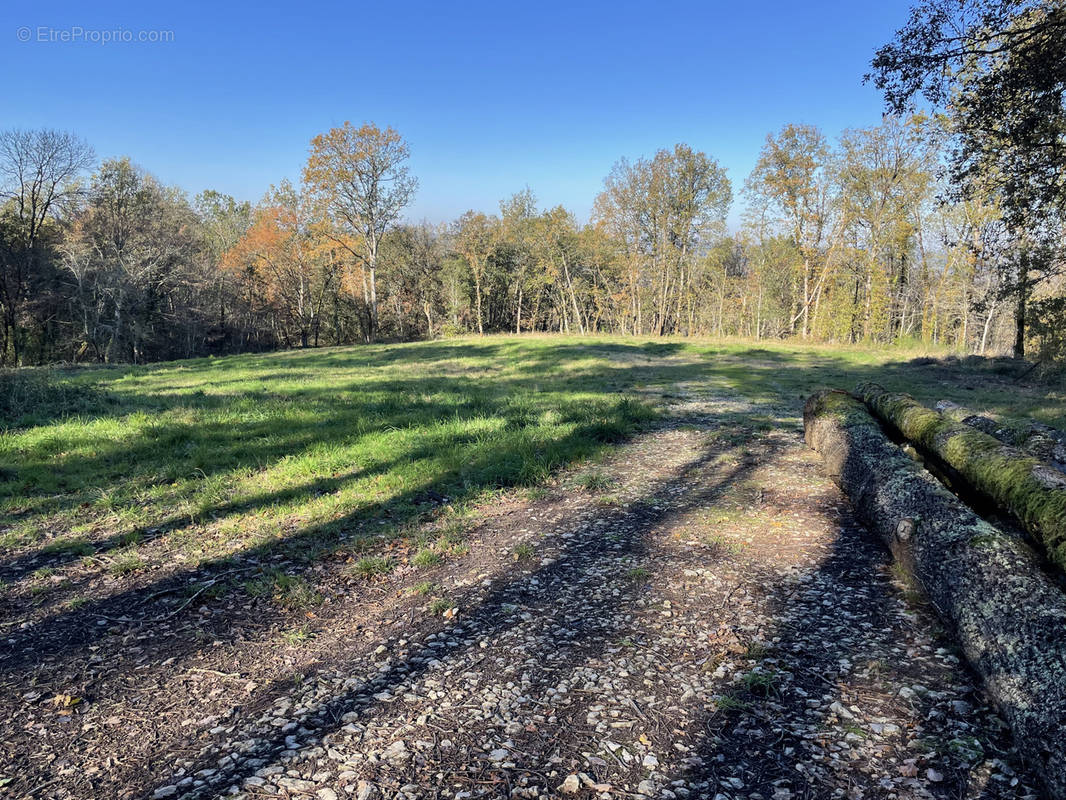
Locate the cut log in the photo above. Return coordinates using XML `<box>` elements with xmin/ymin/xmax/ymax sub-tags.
<box><xmin>936</xmin><ymin>399</ymin><xmax>1066</xmax><ymax>467</ymax></box>
<box><xmin>858</xmin><ymin>382</ymin><xmax>1066</xmax><ymax>574</ymax></box>
<box><xmin>804</xmin><ymin>389</ymin><xmax>1066</xmax><ymax>798</ymax></box>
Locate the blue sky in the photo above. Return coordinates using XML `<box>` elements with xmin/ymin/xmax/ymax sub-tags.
<box><xmin>1</xmin><ymin>0</ymin><xmax>912</xmax><ymax>226</ymax></box>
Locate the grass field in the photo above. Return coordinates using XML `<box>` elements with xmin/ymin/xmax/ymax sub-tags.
<box><xmin>2</xmin><ymin>336</ymin><xmax>1063</xmax><ymax>593</ymax></box>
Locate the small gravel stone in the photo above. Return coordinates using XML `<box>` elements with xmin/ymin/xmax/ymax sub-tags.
<box><xmin>559</xmin><ymin>774</ymin><xmax>581</xmax><ymax>794</ymax></box>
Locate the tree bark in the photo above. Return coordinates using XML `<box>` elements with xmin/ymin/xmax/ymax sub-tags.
<box><xmin>473</xmin><ymin>265</ymin><xmax>484</xmax><ymax>336</ymax></box>
<box><xmin>980</xmin><ymin>294</ymin><xmax>998</xmax><ymax>355</ymax></box>
<box><xmin>1014</xmin><ymin>258</ymin><xmax>1028</xmax><ymax>359</ymax></box>
<box><xmin>804</xmin><ymin>389</ymin><xmax>1066</xmax><ymax>799</ymax></box>
<box><xmin>857</xmin><ymin>383</ymin><xmax>1066</xmax><ymax>574</ymax></box>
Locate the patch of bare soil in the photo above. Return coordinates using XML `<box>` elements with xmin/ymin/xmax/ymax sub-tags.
<box><xmin>0</xmin><ymin>388</ymin><xmax>1041</xmax><ymax>800</ymax></box>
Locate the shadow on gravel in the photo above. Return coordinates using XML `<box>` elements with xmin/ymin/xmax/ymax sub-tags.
<box><xmin>673</xmin><ymin>519</ymin><xmax>1028</xmax><ymax>799</ymax></box>
<box><xmin>106</xmin><ymin>433</ymin><xmax>779</xmax><ymax>798</ymax></box>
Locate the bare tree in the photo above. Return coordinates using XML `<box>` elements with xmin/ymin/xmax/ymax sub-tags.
<box><xmin>0</xmin><ymin>129</ymin><xmax>94</xmax><ymax>363</ymax></box>
<box><xmin>64</xmin><ymin>158</ymin><xmax>200</xmax><ymax>362</ymax></box>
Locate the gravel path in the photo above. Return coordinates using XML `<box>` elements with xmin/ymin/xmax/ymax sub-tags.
<box><xmin>3</xmin><ymin>387</ymin><xmax>1041</xmax><ymax>799</ymax></box>
<box><xmin>143</xmin><ymin>394</ymin><xmax>1037</xmax><ymax>800</ymax></box>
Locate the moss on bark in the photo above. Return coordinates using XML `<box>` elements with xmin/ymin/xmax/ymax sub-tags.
<box><xmin>858</xmin><ymin>383</ymin><xmax>1066</xmax><ymax>574</ymax></box>
<box><xmin>936</xmin><ymin>400</ymin><xmax>1066</xmax><ymax>466</ymax></box>
<box><xmin>804</xmin><ymin>389</ymin><xmax>1066</xmax><ymax>798</ymax></box>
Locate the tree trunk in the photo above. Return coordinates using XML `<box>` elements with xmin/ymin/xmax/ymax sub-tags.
<box><xmin>804</xmin><ymin>389</ymin><xmax>1066</xmax><ymax>800</ymax></box>
<box><xmin>657</xmin><ymin>253</ymin><xmax>671</xmax><ymax>336</ymax></box>
<box><xmin>561</xmin><ymin>258</ymin><xmax>584</xmax><ymax>335</ymax></box>
<box><xmin>107</xmin><ymin>293</ymin><xmax>124</xmax><ymax>364</ymax></box>
<box><xmin>474</xmin><ymin>267</ymin><xmax>484</xmax><ymax>336</ymax></box>
<box><xmin>980</xmin><ymin>294</ymin><xmax>999</xmax><ymax>355</ymax></box>
<box><xmin>3</xmin><ymin>309</ymin><xmax>16</xmax><ymax>366</ymax></box>
<box><xmin>857</xmin><ymin>383</ymin><xmax>1066</xmax><ymax>574</ymax></box>
<box><xmin>755</xmin><ymin>289</ymin><xmax>762</xmax><ymax>340</ymax></box>
<box><xmin>863</xmin><ymin>261</ymin><xmax>874</xmax><ymax>341</ymax></box>
<box><xmin>1014</xmin><ymin>259</ymin><xmax>1028</xmax><ymax>359</ymax></box>
<box><xmin>368</xmin><ymin>263</ymin><xmax>378</xmax><ymax>341</ymax></box>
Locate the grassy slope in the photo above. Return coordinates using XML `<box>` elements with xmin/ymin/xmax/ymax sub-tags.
<box><xmin>2</xmin><ymin>336</ymin><xmax>1063</xmax><ymax>583</ymax></box>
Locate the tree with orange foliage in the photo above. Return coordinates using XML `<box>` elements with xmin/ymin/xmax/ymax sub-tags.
<box><xmin>222</xmin><ymin>181</ymin><xmax>338</xmax><ymax>348</ymax></box>
<box><xmin>303</xmin><ymin>122</ymin><xmax>417</xmax><ymax>341</ymax></box>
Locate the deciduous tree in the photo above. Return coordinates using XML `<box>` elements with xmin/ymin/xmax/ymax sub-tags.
<box><xmin>0</xmin><ymin>129</ymin><xmax>93</xmax><ymax>363</ymax></box>
<box><xmin>303</xmin><ymin>122</ymin><xmax>417</xmax><ymax>341</ymax></box>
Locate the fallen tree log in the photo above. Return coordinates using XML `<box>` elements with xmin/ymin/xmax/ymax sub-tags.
<box><xmin>804</xmin><ymin>389</ymin><xmax>1066</xmax><ymax>798</ymax></box>
<box><xmin>935</xmin><ymin>400</ymin><xmax>1066</xmax><ymax>467</ymax></box>
<box><xmin>857</xmin><ymin>383</ymin><xmax>1066</xmax><ymax>575</ymax></box>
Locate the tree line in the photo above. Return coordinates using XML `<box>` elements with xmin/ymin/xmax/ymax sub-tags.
<box><xmin>2</xmin><ymin>0</ymin><xmax>1063</xmax><ymax>365</ymax></box>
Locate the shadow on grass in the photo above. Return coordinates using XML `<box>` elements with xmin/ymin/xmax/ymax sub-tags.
<box><xmin>3</xmin><ymin>352</ymin><xmax>659</xmax><ymax>520</ymax></box>
<box><xmin>6</xmin><ymin>340</ymin><xmax>1056</xmax><ymax>519</ymax></box>
<box><xmin>0</xmin><ymin>406</ymin><xmax>649</xmax><ymax>677</ymax></box>
<box><xmin>4</xmin><ymin>342</ymin><xmax>1057</xmax><ymax>663</ymax></box>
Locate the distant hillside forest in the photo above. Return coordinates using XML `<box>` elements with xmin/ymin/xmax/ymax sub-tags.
<box><xmin>1</xmin><ymin>3</ymin><xmax>1063</xmax><ymax>366</ymax></box>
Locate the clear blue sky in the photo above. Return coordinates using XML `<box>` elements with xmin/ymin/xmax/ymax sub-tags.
<box><xmin>1</xmin><ymin>0</ymin><xmax>911</xmax><ymax>226</ymax></box>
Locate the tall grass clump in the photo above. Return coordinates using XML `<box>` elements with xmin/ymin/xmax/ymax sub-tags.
<box><xmin>0</xmin><ymin>369</ymin><xmax>108</xmax><ymax>429</ymax></box>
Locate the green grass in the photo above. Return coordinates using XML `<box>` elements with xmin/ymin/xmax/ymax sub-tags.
<box><xmin>281</xmin><ymin>623</ymin><xmax>314</xmax><ymax>645</ymax></box>
<box><xmin>843</xmin><ymin>723</ymin><xmax>867</xmax><ymax>739</ymax></box>
<box><xmin>743</xmin><ymin>642</ymin><xmax>769</xmax><ymax>660</ymax></box>
<box><xmin>2</xmin><ymin>335</ymin><xmax>1062</xmax><ymax>604</ymax></box>
<box><xmin>0</xmin><ymin>338</ymin><xmax>662</xmax><ymax>574</ymax></box>
<box><xmin>741</xmin><ymin>669</ymin><xmax>779</xmax><ymax>697</ymax></box>
<box><xmin>41</xmin><ymin>536</ymin><xmax>95</xmax><ymax>557</ymax></box>
<box><xmin>702</xmin><ymin>532</ymin><xmax>746</xmax><ymax>554</ymax></box>
<box><xmin>108</xmin><ymin>550</ymin><xmax>145</xmax><ymax>576</ymax></box>
<box><xmin>715</xmin><ymin>693</ymin><xmax>749</xmax><ymax>713</ymax></box>
<box><xmin>243</xmin><ymin>569</ymin><xmax>321</xmax><ymax>609</ymax></box>
<box><xmin>525</xmin><ymin>486</ymin><xmax>551</xmax><ymax>501</ymax></box>
<box><xmin>412</xmin><ymin>548</ymin><xmax>442</xmax><ymax>567</ymax></box>
<box><xmin>427</xmin><ymin>597</ymin><xmax>452</xmax><ymax>616</ymax></box>
<box><xmin>351</xmin><ymin>555</ymin><xmax>394</xmax><ymax>578</ymax></box>
<box><xmin>578</xmin><ymin>470</ymin><xmax>614</xmax><ymax>492</ymax></box>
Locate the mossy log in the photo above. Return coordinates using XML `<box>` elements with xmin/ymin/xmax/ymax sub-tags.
<box><xmin>936</xmin><ymin>400</ymin><xmax>1066</xmax><ymax>467</ymax></box>
<box><xmin>804</xmin><ymin>389</ymin><xmax>1066</xmax><ymax>797</ymax></box>
<box><xmin>857</xmin><ymin>383</ymin><xmax>1066</xmax><ymax>574</ymax></box>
